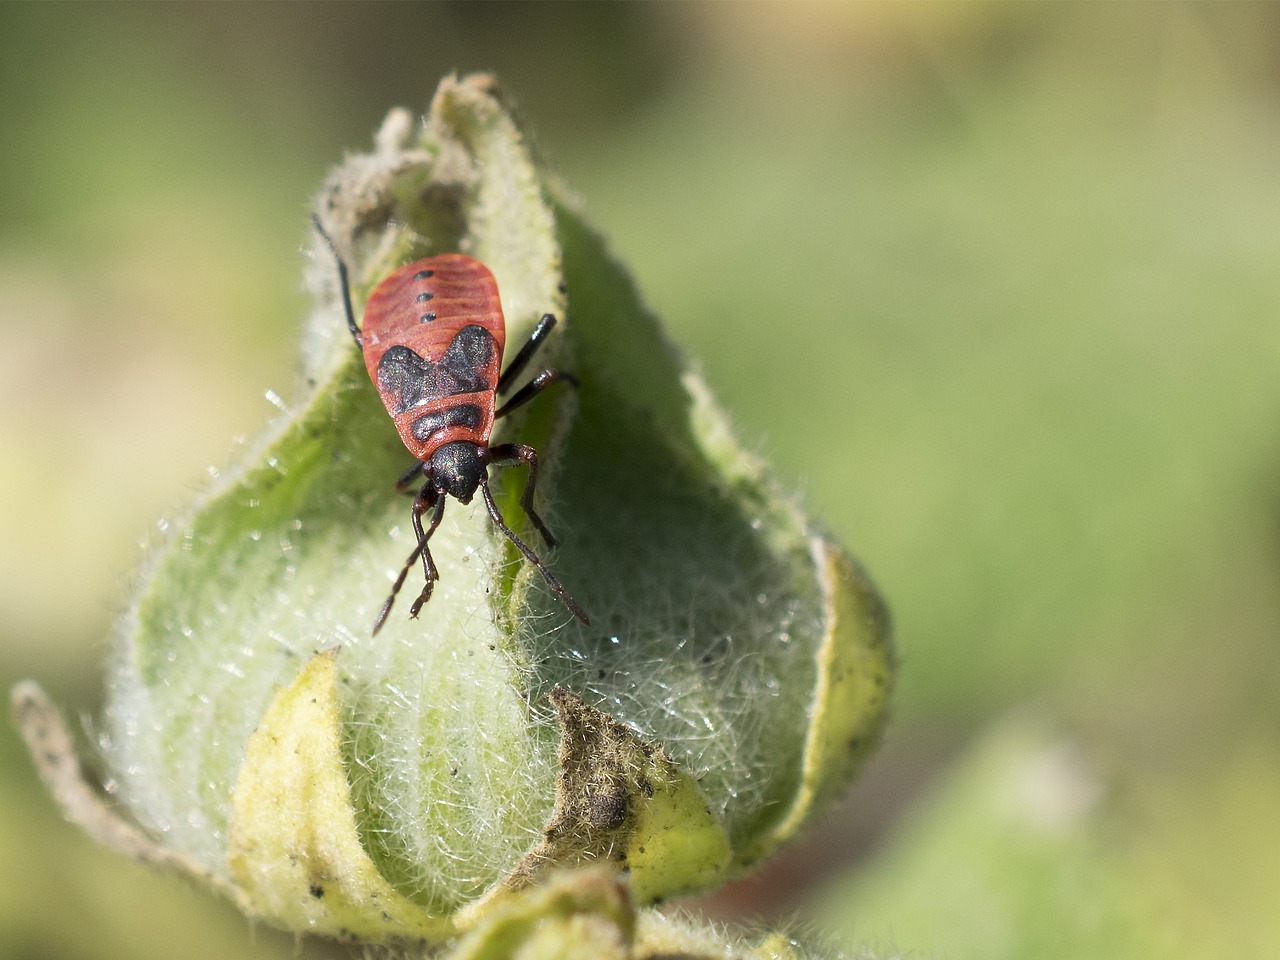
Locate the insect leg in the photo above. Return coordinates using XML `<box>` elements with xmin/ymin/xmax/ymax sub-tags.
<box><xmin>495</xmin><ymin>368</ymin><xmax>579</xmax><ymax>420</ymax></box>
<box><xmin>372</xmin><ymin>541</ymin><xmax>421</xmax><ymax>636</ymax></box>
<box><xmin>480</xmin><ymin>475</ymin><xmax>590</xmax><ymax>626</ymax></box>
<box><xmin>486</xmin><ymin>443</ymin><xmax>555</xmax><ymax>547</ymax></box>
<box><xmin>309</xmin><ymin>214</ymin><xmax>363</xmax><ymax>348</ymax></box>
<box><xmin>408</xmin><ymin>486</ymin><xmax>447</xmax><ymax>617</ymax></box>
<box><xmin>394</xmin><ymin>460</ymin><xmax>427</xmax><ymax>494</ymax></box>
<box><xmin>371</xmin><ymin>482</ymin><xmax>445</xmax><ymax>635</ymax></box>
<box><xmin>497</xmin><ymin>313</ymin><xmax>557</xmax><ymax>394</ymax></box>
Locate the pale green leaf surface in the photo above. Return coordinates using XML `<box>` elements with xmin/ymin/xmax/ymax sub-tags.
<box><xmin>226</xmin><ymin>649</ymin><xmax>449</xmax><ymax>942</ymax></box>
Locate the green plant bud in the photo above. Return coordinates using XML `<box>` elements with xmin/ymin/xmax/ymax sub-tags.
<box><xmin>441</xmin><ymin>866</ymin><xmax>843</xmax><ymax>960</ymax></box>
<box><xmin>14</xmin><ymin>74</ymin><xmax>892</xmax><ymax>944</ymax></box>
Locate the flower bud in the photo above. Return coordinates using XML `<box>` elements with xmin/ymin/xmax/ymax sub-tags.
<box><xmin>16</xmin><ymin>74</ymin><xmax>892</xmax><ymax>944</ymax></box>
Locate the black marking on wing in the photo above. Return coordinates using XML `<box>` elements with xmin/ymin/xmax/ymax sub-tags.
<box><xmin>376</xmin><ymin>325</ymin><xmax>497</xmax><ymax>414</ymax></box>
<box><xmin>410</xmin><ymin>404</ymin><xmax>482</xmax><ymax>441</ymax></box>
<box><xmin>439</xmin><ymin>325</ymin><xmax>496</xmax><ymax>391</ymax></box>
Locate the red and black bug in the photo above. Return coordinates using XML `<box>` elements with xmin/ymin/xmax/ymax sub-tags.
<box><xmin>312</xmin><ymin>217</ymin><xmax>588</xmax><ymax>634</ymax></box>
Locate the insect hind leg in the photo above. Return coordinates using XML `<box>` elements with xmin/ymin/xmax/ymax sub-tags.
<box><xmin>498</xmin><ymin>313</ymin><xmax>557</xmax><ymax>394</ymax></box>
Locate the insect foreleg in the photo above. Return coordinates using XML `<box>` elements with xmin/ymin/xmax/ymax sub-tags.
<box><xmin>394</xmin><ymin>460</ymin><xmax>427</xmax><ymax>494</ymax></box>
<box><xmin>479</xmin><ymin>475</ymin><xmax>589</xmax><ymax>626</ymax></box>
<box><xmin>408</xmin><ymin>485</ymin><xmax>447</xmax><ymax>617</ymax></box>
<box><xmin>371</xmin><ymin>481</ymin><xmax>445</xmax><ymax>635</ymax></box>
<box><xmin>486</xmin><ymin>443</ymin><xmax>554</xmax><ymax>547</ymax></box>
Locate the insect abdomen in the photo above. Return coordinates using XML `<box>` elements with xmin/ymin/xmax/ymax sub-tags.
<box><xmin>361</xmin><ymin>254</ymin><xmax>505</xmax><ymax>459</ymax></box>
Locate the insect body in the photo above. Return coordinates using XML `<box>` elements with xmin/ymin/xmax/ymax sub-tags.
<box><xmin>313</xmin><ymin>217</ymin><xmax>588</xmax><ymax>633</ymax></box>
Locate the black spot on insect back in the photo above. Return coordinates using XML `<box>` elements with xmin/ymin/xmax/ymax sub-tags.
<box><xmin>410</xmin><ymin>405</ymin><xmax>482</xmax><ymax>442</ymax></box>
<box><xmin>436</xmin><ymin>325</ymin><xmax>495</xmax><ymax>392</ymax></box>
<box><xmin>375</xmin><ymin>326</ymin><xmax>496</xmax><ymax>413</ymax></box>
<box><xmin>376</xmin><ymin>346</ymin><xmax>433</xmax><ymax>414</ymax></box>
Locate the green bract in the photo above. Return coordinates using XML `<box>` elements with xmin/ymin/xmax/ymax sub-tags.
<box><xmin>15</xmin><ymin>75</ymin><xmax>892</xmax><ymax>945</ymax></box>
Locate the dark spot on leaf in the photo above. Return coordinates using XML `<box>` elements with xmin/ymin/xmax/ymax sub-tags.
<box><xmin>586</xmin><ymin>786</ymin><xmax>628</xmax><ymax>830</ymax></box>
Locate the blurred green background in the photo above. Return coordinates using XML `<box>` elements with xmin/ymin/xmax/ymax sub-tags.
<box><xmin>3</xmin><ymin>4</ymin><xmax>1279</xmax><ymax>959</ymax></box>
